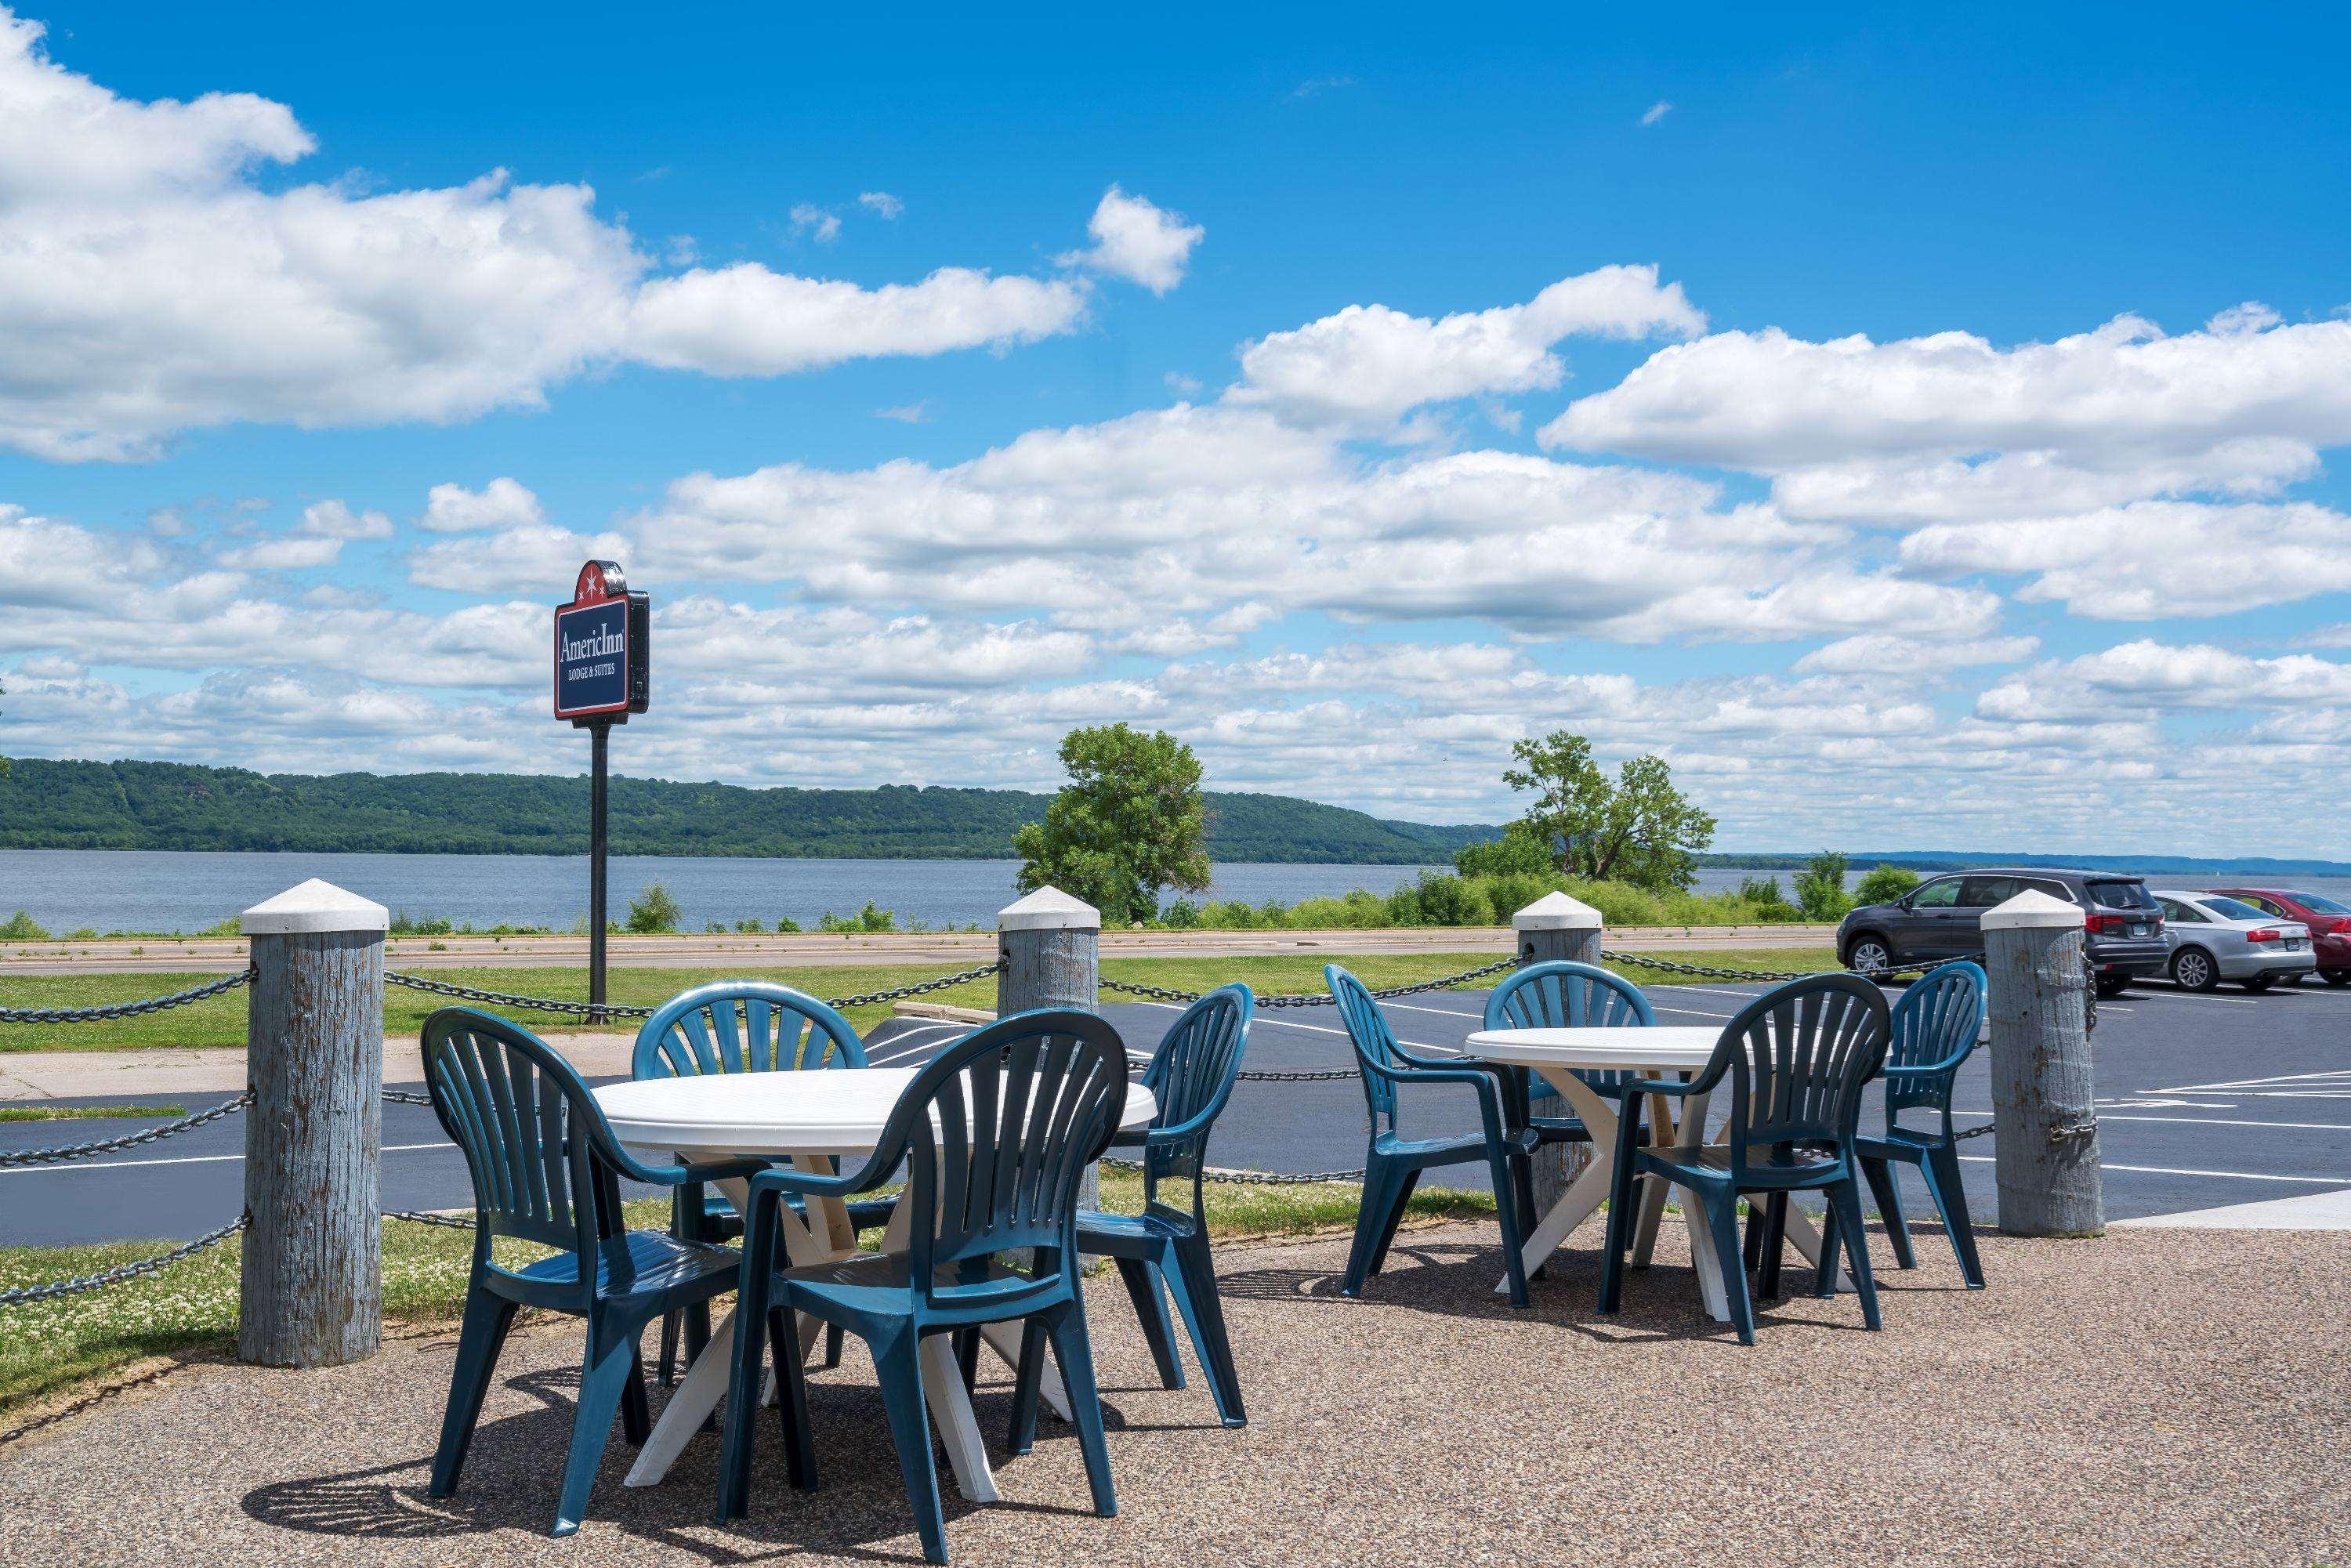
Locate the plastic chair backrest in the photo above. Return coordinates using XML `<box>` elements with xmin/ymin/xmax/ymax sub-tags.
<box><xmin>1326</xmin><ymin>965</ymin><xmax>1412</xmax><ymax>1133</ymax></box>
<box><xmin>886</xmin><ymin>1009</ymin><xmax>1129</xmax><ymax>1293</ymax></box>
<box><xmin>631</xmin><ymin>981</ymin><xmax>865</xmax><ymax>1081</ymax></box>
<box><xmin>1885</xmin><ymin>961</ymin><xmax>1985</xmax><ymax>1126</ymax></box>
<box><xmin>1483</xmin><ymin>961</ymin><xmax>1653</xmax><ymax>1095</ymax></box>
<box><xmin>422</xmin><ymin>1007</ymin><xmax>619</xmax><ymax>1271</ymax></box>
<box><xmin>1133</xmin><ymin>984</ymin><xmax>1253</xmax><ymax>1197</ymax></box>
<box><xmin>1711</xmin><ymin>973</ymin><xmax>1891</xmax><ymax>1167</ymax></box>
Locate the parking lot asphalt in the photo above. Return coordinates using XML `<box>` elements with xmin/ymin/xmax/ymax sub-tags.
<box><xmin>5</xmin><ymin>976</ymin><xmax>2346</xmax><ymax>1248</ymax></box>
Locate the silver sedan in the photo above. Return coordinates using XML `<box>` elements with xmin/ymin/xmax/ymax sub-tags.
<box><xmin>2154</xmin><ymin>889</ymin><xmax>2318</xmax><ymax>992</ymax></box>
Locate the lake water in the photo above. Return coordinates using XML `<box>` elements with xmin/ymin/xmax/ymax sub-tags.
<box><xmin>0</xmin><ymin>850</ymin><xmax>1443</xmax><ymax>934</ymax></box>
<box><xmin>3</xmin><ymin>850</ymin><xmax>2344</xmax><ymax>935</ymax></box>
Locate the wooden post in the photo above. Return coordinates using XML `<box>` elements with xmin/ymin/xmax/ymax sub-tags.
<box><xmin>999</xmin><ymin>887</ymin><xmax>1102</xmax><ymax>1205</ymax></box>
<box><xmin>237</xmin><ymin>878</ymin><xmax>388</xmax><ymax>1367</ymax></box>
<box><xmin>1512</xmin><ymin>892</ymin><xmax>1603</xmax><ymax>1219</ymax></box>
<box><xmin>1981</xmin><ymin>889</ymin><xmax>2103</xmax><ymax>1237</ymax></box>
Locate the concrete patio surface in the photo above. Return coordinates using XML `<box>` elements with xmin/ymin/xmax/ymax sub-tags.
<box><xmin>2</xmin><ymin>1219</ymin><xmax>2344</xmax><ymax>1567</ymax></box>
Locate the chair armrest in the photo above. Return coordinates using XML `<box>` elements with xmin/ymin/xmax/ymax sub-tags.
<box><xmin>594</xmin><ymin>1135</ymin><xmax>766</xmax><ymax>1187</ymax></box>
<box><xmin>1614</xmin><ymin>1076</ymin><xmax>1701</xmax><ymax>1103</ymax></box>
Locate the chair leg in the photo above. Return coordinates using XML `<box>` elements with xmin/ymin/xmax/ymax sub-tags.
<box><xmin>1701</xmin><ymin>1190</ymin><xmax>1755</xmax><ymax>1345</ymax></box>
<box><xmin>1756</xmin><ymin>1193</ymin><xmax>1791</xmax><ymax>1301</ymax></box>
<box><xmin>1825</xmin><ymin>1179</ymin><xmax>1882</xmax><ymax>1331</ymax></box>
<box><xmin>1487</xmin><ymin>1150</ymin><xmax>1531</xmax><ymax>1309</ymax></box>
<box><xmin>553</xmin><ymin>1311</ymin><xmax>643</xmax><ymax>1537</ymax></box>
<box><xmin>766</xmin><ymin>1309</ymin><xmax>817</xmax><ymax>1492</ymax></box>
<box><xmin>656</xmin><ymin>1309</ymin><xmax>681</xmax><ymax>1387</ymax></box>
<box><xmin>824</xmin><ymin>1324</ymin><xmax>846</xmax><ymax>1369</ymax></box>
<box><xmin>620</xmin><ymin>1336</ymin><xmax>651</xmax><ymax>1447</ymax></box>
<box><xmin>1813</xmin><ymin>1189</ymin><xmax>1844</xmax><ymax>1299</ymax></box>
<box><xmin>716</xmin><ymin>1220</ymin><xmax>777</xmax><ymax>1523</ymax></box>
<box><xmin>1860</xmin><ymin>1156</ymin><xmax>1917</xmax><ymax>1270</ymax></box>
<box><xmin>1113</xmin><ymin>1256</ymin><xmax>1185</xmax><ymax>1390</ymax></box>
<box><xmin>1165</xmin><ymin>1231</ymin><xmax>1246</xmax><ymax>1427</ymax></box>
<box><xmin>1044</xmin><ymin>1307</ymin><xmax>1118</xmax><ymax>1519</ymax></box>
<box><xmin>1007</xmin><ymin>1316</ymin><xmax>1049</xmax><ymax>1455</ymax></box>
<box><xmin>1511</xmin><ymin>1151</ymin><xmax>1545</xmax><ymax>1281</ymax></box>
<box><xmin>1342</xmin><ymin>1159</ymin><xmax>1404</xmax><ymax>1297</ymax></box>
<box><xmin>683</xmin><ymin>1301</ymin><xmax>712</xmax><ymax>1376</ymax></box>
<box><xmin>869</xmin><ymin>1327</ymin><xmax>951</xmax><ymax>1566</ymax></box>
<box><xmin>1597</xmin><ymin>1151</ymin><xmax>1641</xmax><ymax>1316</ymax></box>
<box><xmin>1366</xmin><ymin>1167</ymin><xmax>1423</xmax><ymax>1280</ymax></box>
<box><xmin>429</xmin><ymin>1287</ymin><xmax>517</xmax><ymax>1499</ymax></box>
<box><xmin>1741</xmin><ymin>1204</ymin><xmax>1765</xmax><ymax>1273</ymax></box>
<box><xmin>1922</xmin><ymin>1143</ymin><xmax>1987</xmax><ymax>1288</ymax></box>
<box><xmin>954</xmin><ymin>1327</ymin><xmax>980</xmax><ymax>1393</ymax></box>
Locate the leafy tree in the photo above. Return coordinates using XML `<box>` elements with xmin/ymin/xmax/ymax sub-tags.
<box><xmin>626</xmin><ymin>882</ymin><xmax>683</xmax><ymax>933</ymax></box>
<box><xmin>1853</xmin><ymin>863</ymin><xmax>1923</xmax><ymax>907</ymax></box>
<box><xmin>1792</xmin><ymin>850</ymin><xmax>1852</xmax><ymax>922</ymax></box>
<box><xmin>1499</xmin><ymin>732</ymin><xmax>1717</xmax><ymax>893</ymax></box>
<box><xmin>1453</xmin><ymin>826</ymin><xmax>1552</xmax><ymax>878</ymax></box>
<box><xmin>1015</xmin><ymin>724</ymin><xmax>1212</xmax><ymax>925</ymax></box>
<box><xmin>1738</xmin><ymin>875</ymin><xmax>1797</xmax><ymax>915</ymax></box>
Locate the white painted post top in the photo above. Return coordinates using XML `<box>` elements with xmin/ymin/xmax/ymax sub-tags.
<box><xmin>1512</xmin><ymin>891</ymin><xmax>1603</xmax><ymax>932</ymax></box>
<box><xmin>999</xmin><ymin>886</ymin><xmax>1100</xmax><ymax>932</ymax></box>
<box><xmin>1980</xmin><ymin>889</ymin><xmax>2085</xmax><ymax>930</ymax></box>
<box><xmin>241</xmin><ymin>878</ymin><xmax>390</xmax><ymax>936</ymax></box>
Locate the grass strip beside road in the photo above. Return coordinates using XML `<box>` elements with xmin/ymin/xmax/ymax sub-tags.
<box><xmin>0</xmin><ymin>1175</ymin><xmax>1495</xmax><ymax>1422</ymax></box>
<box><xmin>0</xmin><ymin>948</ymin><xmax>1843</xmax><ymax>1052</ymax></box>
<box><xmin>0</xmin><ymin>1104</ymin><xmax>188</xmax><ymax>1123</ymax></box>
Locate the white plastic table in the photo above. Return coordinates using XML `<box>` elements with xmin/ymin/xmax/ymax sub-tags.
<box><xmin>594</xmin><ymin>1069</ymin><xmax>1156</xmax><ymax>1503</ymax></box>
<box><xmin>1458</xmin><ymin>1027</ymin><xmax>1849</xmax><ymax>1319</ymax></box>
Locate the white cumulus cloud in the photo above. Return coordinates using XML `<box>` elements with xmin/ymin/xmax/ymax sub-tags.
<box><xmin>1056</xmin><ymin>185</ymin><xmax>1202</xmax><ymax>295</ymax></box>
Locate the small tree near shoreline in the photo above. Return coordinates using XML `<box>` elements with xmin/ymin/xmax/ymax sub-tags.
<box><xmin>1016</xmin><ymin>723</ymin><xmax>1212</xmax><ymax>925</ymax></box>
<box><xmin>1500</xmin><ymin>731</ymin><xmax>1717</xmax><ymax>893</ymax></box>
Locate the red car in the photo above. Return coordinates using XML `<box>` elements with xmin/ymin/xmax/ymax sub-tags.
<box><xmin>2204</xmin><ymin>888</ymin><xmax>2351</xmax><ymax>985</ymax></box>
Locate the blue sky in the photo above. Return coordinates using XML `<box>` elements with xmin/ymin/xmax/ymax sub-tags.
<box><xmin>5</xmin><ymin>2</ymin><xmax>2351</xmax><ymax>853</ymax></box>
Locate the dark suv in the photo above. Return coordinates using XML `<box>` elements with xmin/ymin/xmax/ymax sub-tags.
<box><xmin>1838</xmin><ymin>867</ymin><xmax>2169</xmax><ymax>996</ymax></box>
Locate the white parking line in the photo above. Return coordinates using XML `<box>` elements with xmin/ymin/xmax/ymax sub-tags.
<box><xmin>1128</xmin><ymin>998</ymin><xmax>1450</xmax><ymax>1053</ymax></box>
<box><xmin>1957</xmin><ymin>1156</ymin><xmax>2346</xmax><ymax>1185</ymax></box>
<box><xmin>0</xmin><ymin>1139</ymin><xmax>454</xmax><ymax>1177</ymax></box>
<box><xmin>1651</xmin><ymin>1005</ymin><xmax>1737</xmax><ymax>1021</ymax></box>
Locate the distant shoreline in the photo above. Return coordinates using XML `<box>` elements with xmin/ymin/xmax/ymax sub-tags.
<box><xmin>1701</xmin><ymin>852</ymin><xmax>2351</xmax><ymax>878</ymax></box>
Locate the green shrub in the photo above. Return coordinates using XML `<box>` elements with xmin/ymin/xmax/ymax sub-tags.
<box><xmin>773</xmin><ymin>916</ymin><xmax>802</xmax><ymax>933</ymax></box>
<box><xmin>1161</xmin><ymin>898</ymin><xmax>1203</xmax><ymax>929</ymax></box>
<box><xmin>625</xmin><ymin>882</ymin><xmax>683</xmax><ymax>934</ymax></box>
<box><xmin>1411</xmin><ymin>872</ymin><xmax>1494</xmax><ymax>927</ymax></box>
<box><xmin>817</xmin><ymin>902</ymin><xmax>897</xmax><ymax>934</ymax></box>
<box><xmin>1793</xmin><ymin>850</ymin><xmax>1853</xmax><ymax>922</ymax></box>
<box><xmin>0</xmin><ymin>911</ymin><xmax>49</xmax><ymax>940</ymax></box>
<box><xmin>67</xmin><ymin>927</ymin><xmax>98</xmax><ymax>940</ymax></box>
<box><xmin>734</xmin><ymin>918</ymin><xmax>764</xmax><ymax>933</ymax></box>
<box><xmin>1853</xmin><ymin>863</ymin><xmax>1922</xmax><ymax>906</ymax></box>
<box><xmin>389</xmin><ymin>910</ymin><xmax>454</xmax><ymax>936</ymax></box>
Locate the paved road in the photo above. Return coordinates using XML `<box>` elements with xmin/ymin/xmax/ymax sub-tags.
<box><xmin>5</xmin><ymin>976</ymin><xmax>2346</xmax><ymax>1248</ymax></box>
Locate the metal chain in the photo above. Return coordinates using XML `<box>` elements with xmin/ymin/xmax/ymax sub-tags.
<box><xmin>384</xmin><ymin>1209</ymin><xmax>476</xmax><ymax>1229</ymax></box>
<box><xmin>1237</xmin><ymin>1068</ymin><xmax>1358</xmax><ymax>1082</ymax></box>
<box><xmin>386</xmin><ymin>962</ymin><xmax>1001</xmax><ymax>1022</ymax></box>
<box><xmin>0</xmin><ymin>1216</ymin><xmax>247</xmax><ymax>1309</ymax></box>
<box><xmin>1954</xmin><ymin>1121</ymin><xmax>1997</xmax><ymax>1141</ymax></box>
<box><xmin>0</xmin><ymin>1092</ymin><xmax>253</xmax><ymax>1168</ymax></box>
<box><xmin>1597</xmin><ymin>947</ymin><xmax>1986</xmax><ymax>985</ymax></box>
<box><xmin>1101</xmin><ymin>954</ymin><xmax>1520</xmax><ymax>1011</ymax></box>
<box><xmin>0</xmin><ymin>967</ymin><xmax>254</xmax><ymax>1026</ymax></box>
<box><xmin>1101</xmin><ymin>1156</ymin><xmax>1365</xmax><ymax>1185</ymax></box>
<box><xmin>382</xmin><ymin>1088</ymin><xmax>433</xmax><ymax>1106</ymax></box>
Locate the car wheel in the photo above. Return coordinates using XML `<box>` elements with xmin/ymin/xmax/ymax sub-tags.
<box><xmin>2095</xmin><ymin>975</ymin><xmax>2132</xmax><ymax>998</ymax></box>
<box><xmin>2243</xmin><ymin>973</ymin><xmax>2274</xmax><ymax>992</ymax></box>
<box><xmin>2169</xmin><ymin>948</ymin><xmax>2218</xmax><ymax>992</ymax></box>
<box><xmin>2325</xmin><ymin>969</ymin><xmax>2351</xmax><ymax>987</ymax></box>
<box><xmin>1845</xmin><ymin>936</ymin><xmax>1894</xmax><ymax>977</ymax></box>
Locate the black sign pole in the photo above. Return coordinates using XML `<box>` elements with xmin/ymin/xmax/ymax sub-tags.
<box><xmin>589</xmin><ymin>718</ymin><xmax>610</xmax><ymax>1016</ymax></box>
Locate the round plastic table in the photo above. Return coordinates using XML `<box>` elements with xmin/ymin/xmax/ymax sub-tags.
<box><xmin>1458</xmin><ymin>1027</ymin><xmax>1848</xmax><ymax>1318</ymax></box>
<box><xmin>595</xmin><ymin>1068</ymin><xmax>1157</xmax><ymax>1504</ymax></box>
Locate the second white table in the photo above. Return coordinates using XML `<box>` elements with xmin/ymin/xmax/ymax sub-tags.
<box><xmin>1458</xmin><ymin>1026</ymin><xmax>1849</xmax><ymax>1319</ymax></box>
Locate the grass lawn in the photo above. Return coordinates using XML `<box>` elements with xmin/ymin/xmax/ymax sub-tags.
<box><xmin>0</xmin><ymin>1172</ymin><xmax>1496</xmax><ymax>1424</ymax></box>
<box><xmin>0</xmin><ymin>1103</ymin><xmax>187</xmax><ymax>1122</ymax></box>
<box><xmin>0</xmin><ymin>947</ymin><xmax>1840</xmax><ymax>1053</ymax></box>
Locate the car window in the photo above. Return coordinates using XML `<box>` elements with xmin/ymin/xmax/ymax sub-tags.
<box><xmin>2159</xmin><ymin>898</ymin><xmax>2206</xmax><ymax>923</ymax></box>
<box><xmin>1958</xmin><ymin>875</ymin><xmax>2022</xmax><ymax>907</ymax></box>
<box><xmin>2200</xmin><ymin>896</ymin><xmax>2270</xmax><ymax>922</ymax></box>
<box><xmin>2291</xmin><ymin>892</ymin><xmax>2351</xmax><ymax>915</ymax></box>
<box><xmin>2238</xmin><ymin>894</ymin><xmax>2286</xmax><ymax>917</ymax></box>
<box><xmin>2023</xmin><ymin>878</ymin><xmax>2076</xmax><ymax>902</ymax></box>
<box><xmin>2085</xmin><ymin>879</ymin><xmax>2156</xmax><ymax>911</ymax></box>
<box><xmin>1910</xmin><ymin>878</ymin><xmax>1961</xmax><ymax>909</ymax></box>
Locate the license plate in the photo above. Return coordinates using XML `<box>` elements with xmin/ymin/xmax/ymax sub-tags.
<box><xmin>2288</xmin><ymin>938</ymin><xmax>2307</xmax><ymax>951</ymax></box>
<box><xmin>2128</xmin><ymin>924</ymin><xmax>2150</xmax><ymax>938</ymax></box>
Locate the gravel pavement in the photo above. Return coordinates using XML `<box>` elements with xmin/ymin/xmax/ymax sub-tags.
<box><xmin>3</xmin><ymin>1219</ymin><xmax>2345</xmax><ymax>1566</ymax></box>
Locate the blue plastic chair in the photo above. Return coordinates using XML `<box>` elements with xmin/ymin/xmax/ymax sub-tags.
<box><xmin>1065</xmin><ymin>983</ymin><xmax>1254</xmax><ymax>1427</ymax></box>
<box><xmin>1853</xmin><ymin>961</ymin><xmax>1988</xmax><ymax>1287</ymax></box>
<box><xmin>420</xmin><ymin>1007</ymin><xmax>761</xmax><ymax>1537</ymax></box>
<box><xmin>632</xmin><ymin>982</ymin><xmax>896</xmax><ymax>1381</ymax></box>
<box><xmin>1596</xmin><ymin>973</ymin><xmax>1892</xmax><ymax>1344</ymax></box>
<box><xmin>1327</xmin><ymin>965</ymin><xmax>1540</xmax><ymax>1307</ymax></box>
<box><xmin>715</xmin><ymin>1010</ymin><xmax>1129</xmax><ymax>1565</ymax></box>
